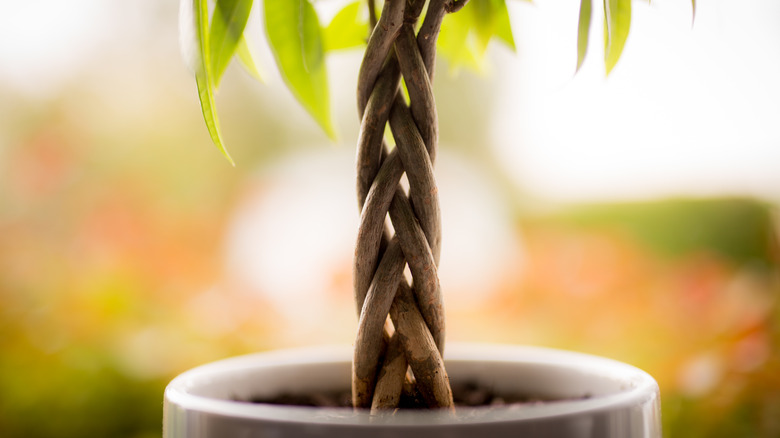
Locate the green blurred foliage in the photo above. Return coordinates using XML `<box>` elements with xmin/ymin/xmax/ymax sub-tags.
<box><xmin>548</xmin><ymin>198</ymin><xmax>777</xmax><ymax>268</ymax></box>
<box><xmin>0</xmin><ymin>345</ymin><xmax>164</xmax><ymax>438</ymax></box>
<box><xmin>323</xmin><ymin>1</ymin><xmax>370</xmax><ymax>52</ymax></box>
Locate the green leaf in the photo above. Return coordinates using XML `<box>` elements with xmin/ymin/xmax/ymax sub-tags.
<box><xmin>691</xmin><ymin>0</ymin><xmax>696</xmax><ymax>26</ymax></box>
<box><xmin>469</xmin><ymin>0</ymin><xmax>515</xmax><ymax>54</ymax></box>
<box><xmin>236</xmin><ymin>36</ymin><xmax>264</xmax><ymax>82</ymax></box>
<box><xmin>576</xmin><ymin>0</ymin><xmax>592</xmax><ymax>72</ymax></box>
<box><xmin>192</xmin><ymin>0</ymin><xmax>235</xmax><ymax>165</ymax></box>
<box><xmin>208</xmin><ymin>0</ymin><xmax>253</xmax><ymax>87</ymax></box>
<box><xmin>323</xmin><ymin>1</ymin><xmax>369</xmax><ymax>52</ymax></box>
<box><xmin>437</xmin><ymin>0</ymin><xmax>517</xmax><ymax>73</ymax></box>
<box><xmin>438</xmin><ymin>10</ymin><xmax>484</xmax><ymax>74</ymax></box>
<box><xmin>603</xmin><ymin>0</ymin><xmax>631</xmax><ymax>75</ymax></box>
<box><xmin>209</xmin><ymin>0</ymin><xmax>254</xmax><ymax>87</ymax></box>
<box><xmin>471</xmin><ymin>0</ymin><xmax>495</xmax><ymax>55</ymax></box>
<box><xmin>493</xmin><ymin>0</ymin><xmax>516</xmax><ymax>52</ymax></box>
<box><xmin>264</xmin><ymin>0</ymin><xmax>335</xmax><ymax>139</ymax></box>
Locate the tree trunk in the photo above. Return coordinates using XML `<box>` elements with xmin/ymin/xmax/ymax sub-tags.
<box><xmin>352</xmin><ymin>0</ymin><xmax>468</xmax><ymax>411</ymax></box>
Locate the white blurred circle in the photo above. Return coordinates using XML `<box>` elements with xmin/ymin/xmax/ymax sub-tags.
<box><xmin>222</xmin><ymin>146</ymin><xmax>524</xmax><ymax>329</ymax></box>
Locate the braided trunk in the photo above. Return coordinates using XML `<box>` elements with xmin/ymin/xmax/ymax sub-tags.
<box><xmin>353</xmin><ymin>0</ymin><xmax>468</xmax><ymax>411</ymax></box>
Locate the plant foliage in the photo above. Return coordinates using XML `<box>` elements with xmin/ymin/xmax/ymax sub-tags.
<box><xmin>264</xmin><ymin>0</ymin><xmax>335</xmax><ymax>139</ymax></box>
<box><xmin>209</xmin><ymin>0</ymin><xmax>254</xmax><ymax>87</ymax></box>
<box><xmin>438</xmin><ymin>0</ymin><xmax>519</xmax><ymax>73</ymax></box>
<box><xmin>182</xmin><ymin>0</ymin><xmax>696</xmax><ymax>162</ymax></box>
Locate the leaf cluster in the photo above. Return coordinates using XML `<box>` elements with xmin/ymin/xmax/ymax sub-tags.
<box><xmin>577</xmin><ymin>0</ymin><xmax>696</xmax><ymax>74</ymax></box>
<box><xmin>182</xmin><ymin>0</ymin><xmax>696</xmax><ymax>163</ymax></box>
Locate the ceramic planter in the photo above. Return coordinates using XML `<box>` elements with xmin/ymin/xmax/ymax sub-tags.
<box><xmin>164</xmin><ymin>344</ymin><xmax>661</xmax><ymax>438</ymax></box>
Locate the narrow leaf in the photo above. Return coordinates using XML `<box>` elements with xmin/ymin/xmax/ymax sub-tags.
<box><xmin>264</xmin><ymin>0</ymin><xmax>335</xmax><ymax>139</ymax></box>
<box><xmin>576</xmin><ymin>0</ymin><xmax>592</xmax><ymax>72</ymax></box>
<box><xmin>471</xmin><ymin>0</ymin><xmax>494</xmax><ymax>55</ymax></box>
<box><xmin>438</xmin><ymin>10</ymin><xmax>483</xmax><ymax>74</ymax></box>
<box><xmin>437</xmin><ymin>0</ymin><xmax>515</xmax><ymax>72</ymax></box>
<box><xmin>236</xmin><ymin>36</ymin><xmax>264</xmax><ymax>82</ymax></box>
<box><xmin>323</xmin><ymin>1</ymin><xmax>369</xmax><ymax>52</ymax></box>
<box><xmin>193</xmin><ymin>0</ymin><xmax>234</xmax><ymax>164</ymax></box>
<box><xmin>469</xmin><ymin>0</ymin><xmax>514</xmax><ymax>54</ymax></box>
<box><xmin>209</xmin><ymin>0</ymin><xmax>254</xmax><ymax>87</ymax></box>
<box><xmin>691</xmin><ymin>0</ymin><xmax>696</xmax><ymax>27</ymax></box>
<box><xmin>603</xmin><ymin>0</ymin><xmax>631</xmax><ymax>75</ymax></box>
<box><xmin>493</xmin><ymin>0</ymin><xmax>516</xmax><ymax>52</ymax></box>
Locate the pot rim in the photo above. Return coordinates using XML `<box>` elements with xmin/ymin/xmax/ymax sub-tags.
<box><xmin>165</xmin><ymin>343</ymin><xmax>659</xmax><ymax>426</ymax></box>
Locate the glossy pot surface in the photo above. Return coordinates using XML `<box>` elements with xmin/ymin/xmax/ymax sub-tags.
<box><xmin>164</xmin><ymin>344</ymin><xmax>661</xmax><ymax>438</ymax></box>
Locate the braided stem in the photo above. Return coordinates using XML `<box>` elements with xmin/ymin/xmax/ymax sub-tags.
<box><xmin>353</xmin><ymin>0</ymin><xmax>468</xmax><ymax>410</ymax></box>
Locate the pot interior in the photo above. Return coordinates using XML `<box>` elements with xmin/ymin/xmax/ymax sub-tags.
<box><xmin>180</xmin><ymin>345</ymin><xmax>647</xmax><ymax>405</ymax></box>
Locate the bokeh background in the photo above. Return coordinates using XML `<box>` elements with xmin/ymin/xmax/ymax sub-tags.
<box><xmin>1</xmin><ymin>0</ymin><xmax>779</xmax><ymax>437</ymax></box>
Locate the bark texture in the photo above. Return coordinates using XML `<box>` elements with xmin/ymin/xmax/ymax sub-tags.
<box><xmin>353</xmin><ymin>0</ymin><xmax>468</xmax><ymax>411</ymax></box>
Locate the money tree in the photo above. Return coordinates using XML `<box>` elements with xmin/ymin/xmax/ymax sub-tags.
<box><xmin>181</xmin><ymin>0</ymin><xmax>694</xmax><ymax>411</ymax></box>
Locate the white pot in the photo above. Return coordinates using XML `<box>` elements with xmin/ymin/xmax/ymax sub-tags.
<box><xmin>164</xmin><ymin>344</ymin><xmax>661</xmax><ymax>437</ymax></box>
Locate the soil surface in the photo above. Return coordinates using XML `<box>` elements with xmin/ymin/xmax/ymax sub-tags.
<box><xmin>246</xmin><ymin>381</ymin><xmax>568</xmax><ymax>409</ymax></box>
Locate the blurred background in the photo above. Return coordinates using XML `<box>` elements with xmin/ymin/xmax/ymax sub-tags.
<box><xmin>1</xmin><ymin>0</ymin><xmax>778</xmax><ymax>437</ymax></box>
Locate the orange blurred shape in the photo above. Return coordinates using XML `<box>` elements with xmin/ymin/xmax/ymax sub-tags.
<box><xmin>8</xmin><ymin>128</ymin><xmax>78</xmax><ymax>201</ymax></box>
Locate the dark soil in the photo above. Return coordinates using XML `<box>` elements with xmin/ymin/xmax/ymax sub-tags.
<box><xmin>246</xmin><ymin>381</ymin><xmax>568</xmax><ymax>409</ymax></box>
